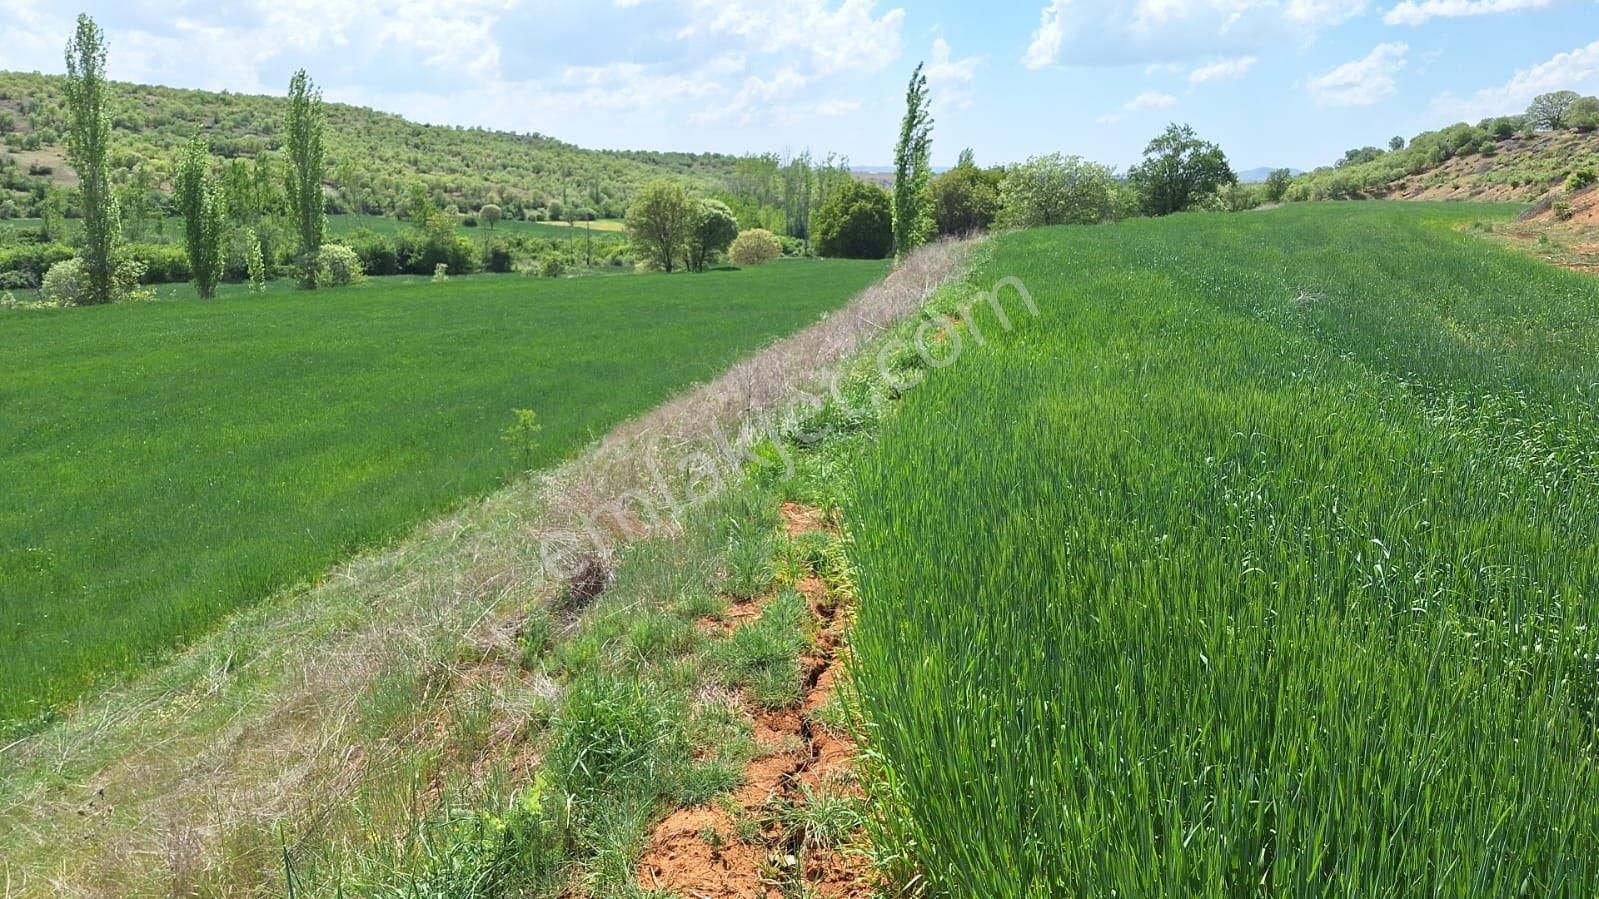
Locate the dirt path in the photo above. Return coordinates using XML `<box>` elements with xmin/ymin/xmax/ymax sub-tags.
<box><xmin>636</xmin><ymin>503</ymin><xmax>871</xmax><ymax>898</ymax></box>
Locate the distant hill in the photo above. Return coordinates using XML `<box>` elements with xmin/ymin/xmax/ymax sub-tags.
<box><xmin>0</xmin><ymin>71</ymin><xmax>739</xmax><ymax>221</ymax></box>
<box><xmin>1237</xmin><ymin>166</ymin><xmax>1302</xmax><ymax>183</ymax></box>
<box><xmin>1291</xmin><ymin>126</ymin><xmax>1599</xmax><ymax>202</ymax></box>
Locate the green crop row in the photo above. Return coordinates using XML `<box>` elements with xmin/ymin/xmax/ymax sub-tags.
<box><xmin>846</xmin><ymin>203</ymin><xmax>1599</xmax><ymax>896</ymax></box>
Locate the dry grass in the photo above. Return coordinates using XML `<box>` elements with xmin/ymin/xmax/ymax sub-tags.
<box><xmin>0</xmin><ymin>239</ymin><xmax>975</xmax><ymax>898</ymax></box>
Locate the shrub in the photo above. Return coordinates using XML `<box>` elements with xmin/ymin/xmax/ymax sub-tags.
<box><xmin>41</xmin><ymin>255</ymin><xmax>151</xmax><ymax>305</ymax></box>
<box><xmin>0</xmin><ymin>242</ymin><xmax>74</xmax><ymax>288</ymax></box>
<box><xmin>432</xmin><ymin>263</ymin><xmax>449</xmax><ymax>282</ymax></box>
<box><xmin>124</xmin><ymin>243</ymin><xmax>189</xmax><ymax>285</ymax></box>
<box><xmin>814</xmin><ymin>179</ymin><xmax>893</xmax><ymax>260</ymax></box>
<box><xmin>999</xmin><ymin>153</ymin><xmax>1123</xmax><ymax>227</ymax></box>
<box><xmin>1552</xmin><ymin>201</ymin><xmax>1574</xmax><ymax>222</ymax></box>
<box><xmin>540</xmin><ymin>256</ymin><xmax>564</xmax><ymax>278</ymax></box>
<box><xmin>316</xmin><ymin>244</ymin><xmax>366</xmax><ymax>287</ymax></box>
<box><xmin>484</xmin><ymin>243</ymin><xmax>514</xmax><ymax>273</ymax></box>
<box><xmin>729</xmin><ymin>228</ymin><xmax>782</xmax><ymax>266</ymax></box>
<box><xmin>1565</xmin><ymin>168</ymin><xmax>1597</xmax><ymax>192</ymax></box>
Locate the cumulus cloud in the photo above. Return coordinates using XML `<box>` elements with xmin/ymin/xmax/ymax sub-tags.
<box><xmin>1096</xmin><ymin>89</ymin><xmax>1179</xmax><ymax>123</ymax></box>
<box><xmin>1023</xmin><ymin>0</ymin><xmax>1367</xmax><ymax>69</ymax></box>
<box><xmin>695</xmin><ymin>0</ymin><xmax>905</xmax><ymax>76</ymax></box>
<box><xmin>1431</xmin><ymin>38</ymin><xmax>1599</xmax><ymax>120</ymax></box>
<box><xmin>1307</xmin><ymin>42</ymin><xmax>1408</xmax><ymax>106</ymax></box>
<box><xmin>1383</xmin><ymin>0</ymin><xmax>1552</xmax><ymax>25</ymax></box>
<box><xmin>926</xmin><ymin>37</ymin><xmax>982</xmax><ymax>111</ymax></box>
<box><xmin>1189</xmin><ymin>56</ymin><xmax>1258</xmax><ymax>83</ymax></box>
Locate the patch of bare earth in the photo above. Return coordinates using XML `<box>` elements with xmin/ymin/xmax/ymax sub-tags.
<box><xmin>638</xmin><ymin>504</ymin><xmax>871</xmax><ymax>899</ymax></box>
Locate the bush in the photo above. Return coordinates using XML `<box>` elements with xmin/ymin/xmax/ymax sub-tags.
<box><xmin>40</xmin><ymin>255</ymin><xmax>151</xmax><ymax>306</ymax></box>
<box><xmin>729</xmin><ymin>228</ymin><xmax>782</xmax><ymax>266</ymax></box>
<box><xmin>998</xmin><ymin>154</ymin><xmax>1123</xmax><ymax>227</ymax></box>
<box><xmin>0</xmin><ymin>242</ymin><xmax>74</xmax><ymax>288</ymax></box>
<box><xmin>124</xmin><ymin>243</ymin><xmax>189</xmax><ymax>285</ymax></box>
<box><xmin>316</xmin><ymin>244</ymin><xmax>366</xmax><ymax>287</ymax></box>
<box><xmin>540</xmin><ymin>256</ymin><xmax>564</xmax><ymax>278</ymax></box>
<box><xmin>1553</xmin><ymin>201</ymin><xmax>1573</xmax><ymax>222</ymax></box>
<box><xmin>814</xmin><ymin>180</ymin><xmax>893</xmax><ymax>260</ymax></box>
<box><xmin>343</xmin><ymin>229</ymin><xmax>401</xmax><ymax>276</ymax></box>
<box><xmin>1565</xmin><ymin>168</ymin><xmax>1597</xmax><ymax>192</ymax></box>
<box><xmin>484</xmin><ymin>243</ymin><xmax>514</xmax><ymax>273</ymax></box>
<box><xmin>432</xmin><ymin>263</ymin><xmax>450</xmax><ymax>282</ymax></box>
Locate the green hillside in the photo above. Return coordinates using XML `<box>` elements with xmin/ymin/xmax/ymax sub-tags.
<box><xmin>0</xmin><ymin>70</ymin><xmax>738</xmax><ymax>222</ymax></box>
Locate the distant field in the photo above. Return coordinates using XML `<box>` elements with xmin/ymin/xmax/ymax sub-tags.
<box><xmin>0</xmin><ymin>259</ymin><xmax>886</xmax><ymax>726</ymax></box>
<box><xmin>849</xmin><ymin>204</ymin><xmax>1599</xmax><ymax>894</ymax></box>
<box><xmin>1</xmin><ymin>213</ymin><xmax>626</xmax><ymax>242</ymax></box>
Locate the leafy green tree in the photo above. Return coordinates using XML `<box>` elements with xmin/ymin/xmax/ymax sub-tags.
<box><xmin>626</xmin><ymin>180</ymin><xmax>695</xmax><ymax>273</ymax></box>
<box><xmin>1388</xmin><ymin>136</ymin><xmax>1406</xmax><ymax>152</ymax></box>
<box><xmin>1568</xmin><ymin>97</ymin><xmax>1599</xmax><ymax>133</ymax></box>
<box><xmin>175</xmin><ymin>137</ymin><xmax>226</xmax><ymax>299</ymax></box>
<box><xmin>997</xmin><ymin>154</ymin><xmax>1120</xmax><ymax>228</ymax></box>
<box><xmin>1264</xmin><ymin>168</ymin><xmax>1295</xmax><ymax>203</ymax></box>
<box><xmin>929</xmin><ymin>162</ymin><xmax>1000</xmax><ymax>235</ymax></box>
<box><xmin>479</xmin><ymin>203</ymin><xmax>502</xmax><ymax>229</ymax></box>
<box><xmin>1527</xmin><ymin>91</ymin><xmax>1581</xmax><ymax>130</ymax></box>
<box><xmin>892</xmin><ymin>63</ymin><xmax>934</xmax><ymax>257</ymax></box>
<box><xmin>687</xmin><ymin>198</ymin><xmax>738</xmax><ymax>272</ymax></box>
<box><xmin>815</xmin><ymin>179</ymin><xmax>892</xmax><ymax>259</ymax></box>
<box><xmin>63</xmin><ymin>13</ymin><xmax>117</xmax><ymax>305</ymax></box>
<box><xmin>284</xmin><ymin>69</ymin><xmax>326</xmax><ymax>288</ymax></box>
<box><xmin>1128</xmin><ymin>123</ymin><xmax>1236</xmax><ymax>216</ymax></box>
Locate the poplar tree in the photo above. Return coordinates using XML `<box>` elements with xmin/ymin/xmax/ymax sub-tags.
<box><xmin>63</xmin><ymin>14</ymin><xmax>117</xmax><ymax>304</ymax></box>
<box><xmin>176</xmin><ymin>137</ymin><xmax>227</xmax><ymax>299</ymax></box>
<box><xmin>892</xmin><ymin>63</ymin><xmax>934</xmax><ymax>259</ymax></box>
<box><xmin>284</xmin><ymin>69</ymin><xmax>326</xmax><ymax>288</ymax></box>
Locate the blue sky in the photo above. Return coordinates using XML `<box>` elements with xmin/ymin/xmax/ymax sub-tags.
<box><xmin>2</xmin><ymin>0</ymin><xmax>1596</xmax><ymax>171</ymax></box>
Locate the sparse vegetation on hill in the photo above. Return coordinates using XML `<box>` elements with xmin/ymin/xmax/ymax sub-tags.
<box><xmin>1291</xmin><ymin>89</ymin><xmax>1599</xmax><ymax>202</ymax></box>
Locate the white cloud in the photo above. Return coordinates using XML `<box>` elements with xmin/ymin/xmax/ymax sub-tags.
<box><xmin>926</xmin><ymin>37</ymin><xmax>982</xmax><ymax>110</ymax></box>
<box><xmin>1307</xmin><ymin>41</ymin><xmax>1408</xmax><ymax>106</ymax></box>
<box><xmin>1126</xmin><ymin>89</ymin><xmax>1179</xmax><ymax>109</ymax></box>
<box><xmin>1383</xmin><ymin>0</ymin><xmax>1552</xmax><ymax>25</ymax></box>
<box><xmin>695</xmin><ymin>0</ymin><xmax>905</xmax><ymax>76</ymax></box>
<box><xmin>1431</xmin><ymin>38</ymin><xmax>1599</xmax><ymax>120</ymax></box>
<box><xmin>1023</xmin><ymin>0</ymin><xmax>1367</xmax><ymax>69</ymax></box>
<box><xmin>1097</xmin><ymin>89</ymin><xmax>1179</xmax><ymax>123</ymax></box>
<box><xmin>1188</xmin><ymin>55</ymin><xmax>1257</xmax><ymax>83</ymax></box>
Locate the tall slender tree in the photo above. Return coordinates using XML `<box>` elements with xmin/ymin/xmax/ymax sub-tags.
<box><xmin>284</xmin><ymin>69</ymin><xmax>326</xmax><ymax>289</ymax></box>
<box><xmin>175</xmin><ymin>137</ymin><xmax>227</xmax><ymax>299</ymax></box>
<box><xmin>892</xmin><ymin>63</ymin><xmax>934</xmax><ymax>259</ymax></box>
<box><xmin>63</xmin><ymin>13</ymin><xmax>117</xmax><ymax>305</ymax></box>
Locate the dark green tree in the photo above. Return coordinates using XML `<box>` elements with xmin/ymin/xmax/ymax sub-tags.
<box><xmin>815</xmin><ymin>179</ymin><xmax>892</xmax><ymax>260</ymax></box>
<box><xmin>1263</xmin><ymin>168</ymin><xmax>1295</xmax><ymax>203</ymax></box>
<box><xmin>63</xmin><ymin>13</ymin><xmax>117</xmax><ymax>304</ymax></box>
<box><xmin>929</xmin><ymin>163</ymin><xmax>1000</xmax><ymax>235</ymax></box>
<box><xmin>1527</xmin><ymin>91</ymin><xmax>1581</xmax><ymax>130</ymax></box>
<box><xmin>892</xmin><ymin>63</ymin><xmax>934</xmax><ymax>257</ymax></box>
<box><xmin>1128</xmin><ymin>123</ymin><xmax>1236</xmax><ymax>216</ymax></box>
<box><xmin>284</xmin><ymin>69</ymin><xmax>326</xmax><ymax>288</ymax></box>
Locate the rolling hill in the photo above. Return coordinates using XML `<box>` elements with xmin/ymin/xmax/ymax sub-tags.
<box><xmin>1292</xmin><ymin>126</ymin><xmax>1599</xmax><ymax>203</ymax></box>
<box><xmin>0</xmin><ymin>70</ymin><xmax>739</xmax><ymax>221</ymax></box>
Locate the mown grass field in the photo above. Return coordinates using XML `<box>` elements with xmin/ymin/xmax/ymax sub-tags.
<box><xmin>847</xmin><ymin>203</ymin><xmax>1599</xmax><ymax>895</ymax></box>
<box><xmin>0</xmin><ymin>258</ymin><xmax>885</xmax><ymax>727</ymax></box>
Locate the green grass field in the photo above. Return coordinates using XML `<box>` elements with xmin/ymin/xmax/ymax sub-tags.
<box><xmin>847</xmin><ymin>204</ymin><xmax>1599</xmax><ymax>895</ymax></box>
<box><xmin>0</xmin><ymin>259</ymin><xmax>885</xmax><ymax>726</ymax></box>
